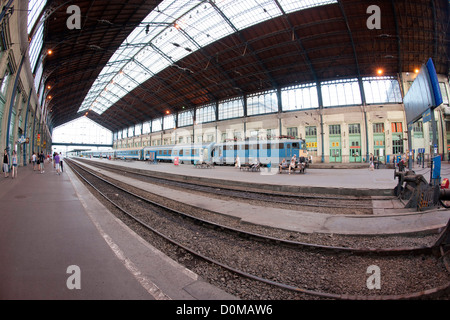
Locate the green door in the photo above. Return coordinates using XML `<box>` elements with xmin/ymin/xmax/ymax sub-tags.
<box><xmin>349</xmin><ymin>138</ymin><xmax>361</xmax><ymax>162</ymax></box>
<box><xmin>373</xmin><ymin>133</ymin><xmax>385</xmax><ymax>163</ymax></box>
<box><xmin>329</xmin><ymin>136</ymin><xmax>342</xmax><ymax>163</ymax></box>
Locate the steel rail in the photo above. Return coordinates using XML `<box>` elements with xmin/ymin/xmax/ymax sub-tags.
<box><xmin>74</xmin><ymin>158</ymin><xmax>394</xmax><ymax>210</ymax></box>
<box><xmin>67</xmin><ymin>159</ymin><xmax>438</xmax><ymax>255</ymax></box>
<box><xmin>67</xmin><ymin>159</ymin><xmax>450</xmax><ymax>300</ymax></box>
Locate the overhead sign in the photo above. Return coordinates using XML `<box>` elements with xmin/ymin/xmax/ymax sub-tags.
<box><xmin>403</xmin><ymin>58</ymin><xmax>443</xmax><ymax>125</ymax></box>
<box><xmin>422</xmin><ymin>109</ymin><xmax>432</xmax><ymax>123</ymax></box>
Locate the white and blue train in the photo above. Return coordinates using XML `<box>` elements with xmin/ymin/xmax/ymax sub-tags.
<box><xmin>79</xmin><ymin>139</ymin><xmax>307</xmax><ymax>166</ymax></box>
<box><xmin>211</xmin><ymin>139</ymin><xmax>307</xmax><ymax>166</ymax></box>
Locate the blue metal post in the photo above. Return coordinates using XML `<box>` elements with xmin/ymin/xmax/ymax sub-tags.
<box><xmin>5</xmin><ymin>53</ymin><xmax>26</xmax><ymax>154</ymax></box>
<box><xmin>22</xmin><ymin>88</ymin><xmax>32</xmax><ymax>166</ymax></box>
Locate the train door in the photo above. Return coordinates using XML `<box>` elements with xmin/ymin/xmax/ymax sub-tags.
<box><xmin>249</xmin><ymin>142</ymin><xmax>258</xmax><ymax>163</ymax></box>
<box><xmin>286</xmin><ymin>143</ymin><xmax>292</xmax><ymax>158</ymax></box>
<box><xmin>244</xmin><ymin>143</ymin><xmax>249</xmax><ymax>164</ymax></box>
<box><xmin>259</xmin><ymin>142</ymin><xmax>270</xmax><ymax>165</ymax></box>
<box><xmin>292</xmin><ymin>142</ymin><xmax>300</xmax><ymax>157</ymax></box>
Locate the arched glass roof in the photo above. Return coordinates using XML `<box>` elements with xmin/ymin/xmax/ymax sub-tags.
<box><xmin>78</xmin><ymin>0</ymin><xmax>336</xmax><ymax>115</ymax></box>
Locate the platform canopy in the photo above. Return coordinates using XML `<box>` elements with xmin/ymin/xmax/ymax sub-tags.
<box><xmin>38</xmin><ymin>0</ymin><xmax>449</xmax><ymax>132</ymax></box>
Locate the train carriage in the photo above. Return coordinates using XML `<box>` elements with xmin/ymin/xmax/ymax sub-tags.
<box><xmin>212</xmin><ymin>139</ymin><xmax>307</xmax><ymax>166</ymax></box>
<box><xmin>115</xmin><ymin>148</ymin><xmax>142</xmax><ymax>160</ymax></box>
<box><xmin>143</xmin><ymin>143</ymin><xmax>214</xmax><ymax>164</ymax></box>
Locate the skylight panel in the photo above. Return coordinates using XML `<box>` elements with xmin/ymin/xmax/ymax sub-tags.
<box><xmin>78</xmin><ymin>0</ymin><xmax>338</xmax><ymax>115</ymax></box>
<box><xmin>158</xmin><ymin>26</ymin><xmax>192</xmax><ymax>62</ymax></box>
<box><xmin>135</xmin><ymin>47</ymin><xmax>169</xmax><ymax>76</ymax></box>
<box><xmin>126</xmin><ymin>61</ymin><xmax>152</xmax><ymax>85</ymax></box>
<box><xmin>217</xmin><ymin>0</ymin><xmax>282</xmax><ymax>31</ymax></box>
<box><xmin>182</xmin><ymin>2</ymin><xmax>234</xmax><ymax>47</ymax></box>
<box><xmin>278</xmin><ymin>0</ymin><xmax>337</xmax><ymax>14</ymax></box>
<box><xmin>28</xmin><ymin>0</ymin><xmax>47</xmax><ymax>34</ymax></box>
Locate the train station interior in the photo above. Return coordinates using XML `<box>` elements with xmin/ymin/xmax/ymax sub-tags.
<box><xmin>0</xmin><ymin>0</ymin><xmax>449</xmax><ymax>305</ymax></box>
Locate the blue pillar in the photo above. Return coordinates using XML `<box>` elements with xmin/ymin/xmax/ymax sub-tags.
<box><xmin>5</xmin><ymin>53</ymin><xmax>26</xmax><ymax>153</ymax></box>
<box><xmin>22</xmin><ymin>88</ymin><xmax>32</xmax><ymax>166</ymax></box>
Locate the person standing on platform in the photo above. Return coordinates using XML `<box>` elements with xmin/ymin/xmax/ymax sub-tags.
<box><xmin>54</xmin><ymin>152</ymin><xmax>61</xmax><ymax>175</ymax></box>
<box><xmin>60</xmin><ymin>153</ymin><xmax>64</xmax><ymax>172</ymax></box>
<box><xmin>39</xmin><ymin>151</ymin><xmax>45</xmax><ymax>173</ymax></box>
<box><xmin>32</xmin><ymin>152</ymin><xmax>37</xmax><ymax>171</ymax></box>
<box><xmin>3</xmin><ymin>149</ymin><xmax>9</xmax><ymax>178</ymax></box>
<box><xmin>369</xmin><ymin>153</ymin><xmax>374</xmax><ymax>171</ymax></box>
<box><xmin>11</xmin><ymin>150</ymin><xmax>17</xmax><ymax>179</ymax></box>
<box><xmin>235</xmin><ymin>155</ymin><xmax>240</xmax><ymax>168</ymax></box>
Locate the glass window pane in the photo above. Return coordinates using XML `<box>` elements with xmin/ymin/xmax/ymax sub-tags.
<box><xmin>247</xmin><ymin>90</ymin><xmax>278</xmax><ymax>116</ymax></box>
<box><xmin>152</xmin><ymin>118</ymin><xmax>162</xmax><ymax>132</ymax></box>
<box><xmin>178</xmin><ymin>110</ymin><xmax>194</xmax><ymax>127</ymax></box>
<box><xmin>363</xmin><ymin>77</ymin><xmax>402</xmax><ymax>104</ymax></box>
<box><xmin>321</xmin><ymin>79</ymin><xmax>361</xmax><ymax>107</ymax></box>
<box><xmin>196</xmin><ymin>103</ymin><xmax>216</xmax><ymax>123</ymax></box>
<box><xmin>282</xmin><ymin>83</ymin><xmax>318</xmax><ymax>110</ymax></box>
<box><xmin>218</xmin><ymin>98</ymin><xmax>244</xmax><ymax>120</ymax></box>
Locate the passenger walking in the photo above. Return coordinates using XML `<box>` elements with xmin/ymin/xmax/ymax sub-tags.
<box><xmin>235</xmin><ymin>155</ymin><xmax>240</xmax><ymax>168</ymax></box>
<box><xmin>11</xmin><ymin>150</ymin><xmax>17</xmax><ymax>179</ymax></box>
<box><xmin>3</xmin><ymin>149</ymin><xmax>9</xmax><ymax>178</ymax></box>
<box><xmin>54</xmin><ymin>152</ymin><xmax>61</xmax><ymax>175</ymax></box>
<box><xmin>60</xmin><ymin>154</ymin><xmax>64</xmax><ymax>172</ymax></box>
<box><xmin>32</xmin><ymin>152</ymin><xmax>37</xmax><ymax>171</ymax></box>
<box><xmin>39</xmin><ymin>151</ymin><xmax>45</xmax><ymax>173</ymax></box>
<box><xmin>369</xmin><ymin>153</ymin><xmax>374</xmax><ymax>171</ymax></box>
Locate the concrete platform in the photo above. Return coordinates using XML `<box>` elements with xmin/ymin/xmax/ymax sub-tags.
<box><xmin>0</xmin><ymin>162</ymin><xmax>236</xmax><ymax>300</ymax></box>
<box><xmin>80</xmin><ymin>157</ymin><xmax>400</xmax><ymax>196</ymax></box>
<box><xmin>75</xmin><ymin>158</ymin><xmax>450</xmax><ymax>236</ymax></box>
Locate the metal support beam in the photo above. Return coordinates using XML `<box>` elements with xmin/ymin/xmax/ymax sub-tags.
<box><xmin>5</xmin><ymin>53</ymin><xmax>25</xmax><ymax>153</ymax></box>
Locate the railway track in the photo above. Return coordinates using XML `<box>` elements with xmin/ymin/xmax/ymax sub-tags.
<box><xmin>66</xmin><ymin>159</ymin><xmax>450</xmax><ymax>300</ymax></box>
<box><xmin>73</xmin><ymin>158</ymin><xmax>396</xmax><ymax>214</ymax></box>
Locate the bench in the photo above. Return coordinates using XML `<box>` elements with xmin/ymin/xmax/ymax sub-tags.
<box><xmin>239</xmin><ymin>163</ymin><xmax>260</xmax><ymax>172</ymax></box>
<box><xmin>194</xmin><ymin>162</ymin><xmax>215</xmax><ymax>169</ymax></box>
<box><xmin>279</xmin><ymin>163</ymin><xmax>306</xmax><ymax>174</ymax></box>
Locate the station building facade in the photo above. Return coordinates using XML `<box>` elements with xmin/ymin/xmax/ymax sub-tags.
<box><xmin>113</xmin><ymin>73</ymin><xmax>450</xmax><ymax>164</ymax></box>
<box><xmin>0</xmin><ymin>0</ymin><xmax>52</xmax><ymax>167</ymax></box>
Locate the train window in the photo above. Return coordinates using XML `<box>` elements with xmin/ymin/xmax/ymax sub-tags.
<box><xmin>179</xmin><ymin>150</ymin><xmax>183</xmax><ymax>155</ymax></box>
<box><xmin>245</xmin><ymin>144</ymin><xmax>249</xmax><ymax>150</ymax></box>
<box><xmin>292</xmin><ymin>143</ymin><xmax>299</xmax><ymax>148</ymax></box>
<box><xmin>168</xmin><ymin>150</ymin><xmax>172</xmax><ymax>155</ymax></box>
<box><xmin>234</xmin><ymin>145</ymin><xmax>238</xmax><ymax>151</ymax></box>
<box><xmin>279</xmin><ymin>143</ymin><xmax>284</xmax><ymax>149</ymax></box>
<box><xmin>226</xmin><ymin>145</ymin><xmax>233</xmax><ymax>151</ymax></box>
<box><xmin>159</xmin><ymin>150</ymin><xmax>162</xmax><ymax>155</ymax></box>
